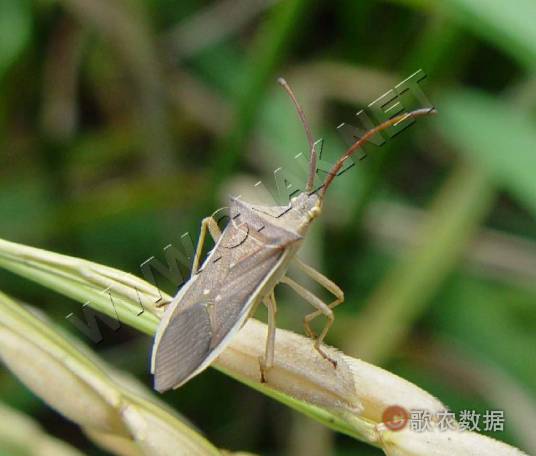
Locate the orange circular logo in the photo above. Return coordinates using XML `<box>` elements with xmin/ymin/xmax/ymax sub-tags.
<box><xmin>382</xmin><ymin>405</ymin><xmax>409</xmax><ymax>431</ymax></box>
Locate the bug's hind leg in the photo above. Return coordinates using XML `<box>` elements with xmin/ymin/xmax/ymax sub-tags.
<box><xmin>294</xmin><ymin>257</ymin><xmax>344</xmax><ymax>307</ymax></box>
<box><xmin>280</xmin><ymin>276</ymin><xmax>338</xmax><ymax>368</ymax></box>
<box><xmin>293</xmin><ymin>257</ymin><xmax>344</xmax><ymax>338</ymax></box>
<box><xmin>259</xmin><ymin>291</ymin><xmax>277</xmax><ymax>383</ymax></box>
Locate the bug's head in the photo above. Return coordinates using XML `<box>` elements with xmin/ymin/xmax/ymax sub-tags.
<box><xmin>278</xmin><ymin>77</ymin><xmax>437</xmax><ymax>211</ymax></box>
<box><xmin>289</xmin><ymin>191</ymin><xmax>322</xmax><ymax>234</ymax></box>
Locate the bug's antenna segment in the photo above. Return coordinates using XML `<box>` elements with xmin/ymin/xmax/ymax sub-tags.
<box><xmin>278</xmin><ymin>77</ymin><xmax>317</xmax><ymax>192</ymax></box>
<box><xmin>319</xmin><ymin>107</ymin><xmax>437</xmax><ymax>199</ymax></box>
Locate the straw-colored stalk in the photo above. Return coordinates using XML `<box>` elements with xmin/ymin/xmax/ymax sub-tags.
<box><xmin>0</xmin><ymin>291</ymin><xmax>240</xmax><ymax>456</ymax></box>
<box><xmin>0</xmin><ymin>238</ymin><xmax>529</xmax><ymax>455</ymax></box>
<box><xmin>0</xmin><ymin>402</ymin><xmax>84</xmax><ymax>456</ymax></box>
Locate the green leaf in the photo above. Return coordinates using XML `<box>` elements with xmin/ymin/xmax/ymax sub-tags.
<box><xmin>437</xmin><ymin>89</ymin><xmax>536</xmax><ymax>217</ymax></box>
<box><xmin>0</xmin><ymin>0</ymin><xmax>31</xmax><ymax>78</ymax></box>
<box><xmin>441</xmin><ymin>0</ymin><xmax>536</xmax><ymax>69</ymax></box>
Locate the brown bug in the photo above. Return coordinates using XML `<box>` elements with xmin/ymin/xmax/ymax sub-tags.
<box><xmin>151</xmin><ymin>78</ymin><xmax>435</xmax><ymax>392</ymax></box>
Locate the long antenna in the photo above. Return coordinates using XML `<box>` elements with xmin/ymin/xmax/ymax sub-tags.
<box><xmin>320</xmin><ymin>107</ymin><xmax>437</xmax><ymax>199</ymax></box>
<box><xmin>278</xmin><ymin>77</ymin><xmax>317</xmax><ymax>192</ymax></box>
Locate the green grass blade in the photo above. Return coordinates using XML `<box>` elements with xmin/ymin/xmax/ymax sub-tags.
<box><xmin>441</xmin><ymin>0</ymin><xmax>536</xmax><ymax>69</ymax></box>
<box><xmin>438</xmin><ymin>89</ymin><xmax>536</xmax><ymax>218</ymax></box>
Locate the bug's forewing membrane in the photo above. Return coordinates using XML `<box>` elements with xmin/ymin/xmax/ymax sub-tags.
<box><xmin>153</xmin><ymin>302</ymin><xmax>212</xmax><ymax>393</ymax></box>
<box><xmin>152</xmin><ymin>201</ymin><xmax>301</xmax><ymax>392</ymax></box>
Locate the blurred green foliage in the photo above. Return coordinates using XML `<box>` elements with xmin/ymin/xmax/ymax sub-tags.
<box><xmin>0</xmin><ymin>0</ymin><xmax>535</xmax><ymax>455</ymax></box>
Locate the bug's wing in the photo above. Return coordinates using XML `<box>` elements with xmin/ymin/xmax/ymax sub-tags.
<box><xmin>152</xmin><ymin>301</ymin><xmax>213</xmax><ymax>393</ymax></box>
<box><xmin>207</xmin><ymin>244</ymin><xmax>285</xmax><ymax>348</ymax></box>
<box><xmin>152</xmin><ymin>219</ymin><xmax>299</xmax><ymax>392</ymax></box>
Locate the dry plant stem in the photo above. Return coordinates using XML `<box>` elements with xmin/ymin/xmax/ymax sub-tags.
<box><xmin>168</xmin><ymin>64</ymin><xmax>397</xmax><ymax>137</ymax></box>
<box><xmin>210</xmin><ymin>0</ymin><xmax>310</xmax><ymax>193</ymax></box>
<box><xmin>364</xmin><ymin>200</ymin><xmax>536</xmax><ymax>287</ymax></box>
<box><xmin>0</xmin><ymin>239</ymin><xmax>528</xmax><ymax>455</ymax></box>
<box><xmin>170</xmin><ymin>70</ymin><xmax>231</xmax><ymax>135</ymax></box>
<box><xmin>41</xmin><ymin>17</ymin><xmax>85</xmax><ymax>141</ymax></box>
<box><xmin>0</xmin><ymin>291</ymin><xmax>225</xmax><ymax>456</ymax></box>
<box><xmin>0</xmin><ymin>238</ymin><xmax>163</xmax><ymax>335</ymax></box>
<box><xmin>288</xmin><ymin>62</ymin><xmax>398</xmax><ymax>108</ymax></box>
<box><xmin>165</xmin><ymin>0</ymin><xmax>280</xmax><ymax>58</ymax></box>
<box><xmin>0</xmin><ymin>402</ymin><xmax>84</xmax><ymax>456</ymax></box>
<box><xmin>58</xmin><ymin>0</ymin><xmax>174</xmax><ymax>175</ymax></box>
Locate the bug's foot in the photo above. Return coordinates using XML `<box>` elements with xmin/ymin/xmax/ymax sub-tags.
<box><xmin>315</xmin><ymin>344</ymin><xmax>338</xmax><ymax>369</ymax></box>
<box><xmin>258</xmin><ymin>356</ymin><xmax>269</xmax><ymax>383</ymax></box>
<box><xmin>327</xmin><ymin>356</ymin><xmax>338</xmax><ymax>369</ymax></box>
<box><xmin>154</xmin><ymin>297</ymin><xmax>172</xmax><ymax>309</ymax></box>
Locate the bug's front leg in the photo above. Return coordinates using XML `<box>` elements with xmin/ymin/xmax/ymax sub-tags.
<box><xmin>280</xmin><ymin>276</ymin><xmax>338</xmax><ymax>368</ymax></box>
<box><xmin>258</xmin><ymin>291</ymin><xmax>277</xmax><ymax>383</ymax></box>
<box><xmin>191</xmin><ymin>216</ymin><xmax>222</xmax><ymax>276</ymax></box>
<box><xmin>154</xmin><ymin>217</ymin><xmax>222</xmax><ymax>309</ymax></box>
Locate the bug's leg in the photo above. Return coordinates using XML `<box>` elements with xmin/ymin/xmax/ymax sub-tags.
<box><xmin>154</xmin><ymin>217</ymin><xmax>221</xmax><ymax>309</ymax></box>
<box><xmin>259</xmin><ymin>291</ymin><xmax>277</xmax><ymax>383</ymax></box>
<box><xmin>293</xmin><ymin>257</ymin><xmax>344</xmax><ymax>332</ymax></box>
<box><xmin>280</xmin><ymin>276</ymin><xmax>337</xmax><ymax>367</ymax></box>
<box><xmin>191</xmin><ymin>216</ymin><xmax>222</xmax><ymax>277</ymax></box>
<box><xmin>376</xmin><ymin>428</ymin><xmax>394</xmax><ymax>456</ymax></box>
